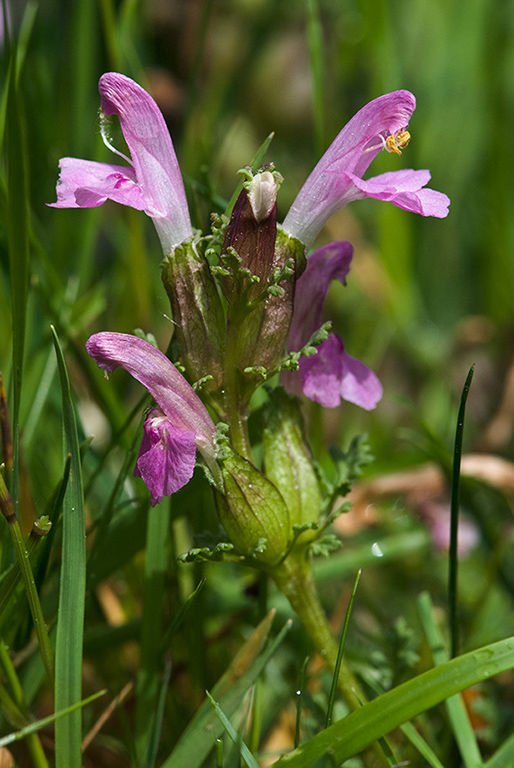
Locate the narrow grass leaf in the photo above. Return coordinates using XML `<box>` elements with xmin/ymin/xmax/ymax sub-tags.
<box><xmin>449</xmin><ymin>364</ymin><xmax>474</xmax><ymax>658</ymax></box>
<box><xmin>418</xmin><ymin>591</ymin><xmax>483</xmax><ymax>768</ymax></box>
<box><xmin>52</xmin><ymin>327</ymin><xmax>87</xmax><ymax>768</ymax></box>
<box><xmin>400</xmin><ymin>721</ymin><xmax>445</xmax><ymax>768</ymax></box>
<box><xmin>294</xmin><ymin>657</ymin><xmax>309</xmax><ymax>749</ymax></box>
<box><xmin>145</xmin><ymin>658</ymin><xmax>172</xmax><ymax>768</ymax></box>
<box><xmin>135</xmin><ymin>500</ymin><xmax>171</xmax><ymax>765</ymax></box>
<box><xmin>162</xmin><ymin>577</ymin><xmax>205</xmax><ymax>649</ymax></box>
<box><xmin>206</xmin><ymin>691</ymin><xmax>260</xmax><ymax>768</ymax></box>
<box><xmin>0</xmin><ymin>690</ymin><xmax>106</xmax><ymax>749</ymax></box>
<box><xmin>22</xmin><ymin>348</ymin><xmax>57</xmax><ymax>448</ymax></box>
<box><xmin>0</xmin><ymin>473</ymin><xmax>54</xmax><ymax>683</ymax></box>
<box><xmin>485</xmin><ymin>730</ymin><xmax>514</xmax><ymax>768</ymax></box>
<box><xmin>273</xmin><ymin>635</ymin><xmax>514</xmax><ymax>767</ymax></box>
<box><xmin>326</xmin><ymin>569</ymin><xmax>361</xmax><ymax>728</ymax></box>
<box><xmin>15</xmin><ymin>0</ymin><xmax>38</xmax><ymax>78</ymax></box>
<box><xmin>0</xmin><ymin>640</ymin><xmax>49</xmax><ymax>767</ymax></box>
<box><xmin>86</xmin><ymin>414</ymin><xmax>144</xmax><ymax>579</ymax></box>
<box><xmin>215</xmin><ymin>738</ymin><xmax>223</xmax><ymax>768</ymax></box>
<box><xmin>0</xmin><ymin>510</ymin><xmax>56</xmax><ymax>623</ymax></box>
<box><xmin>163</xmin><ymin>612</ymin><xmax>291</xmax><ymax>768</ymax></box>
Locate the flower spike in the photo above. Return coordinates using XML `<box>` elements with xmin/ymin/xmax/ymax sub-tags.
<box><xmin>50</xmin><ymin>73</ymin><xmax>193</xmax><ymax>254</ymax></box>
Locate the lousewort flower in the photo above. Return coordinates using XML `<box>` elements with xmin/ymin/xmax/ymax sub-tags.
<box><xmin>282</xmin><ymin>241</ymin><xmax>382</xmax><ymax>410</ymax></box>
<box><xmin>49</xmin><ymin>73</ymin><xmax>193</xmax><ymax>254</ymax></box>
<box><xmin>86</xmin><ymin>332</ymin><xmax>220</xmax><ymax>505</ymax></box>
<box><xmin>282</xmin><ymin>90</ymin><xmax>450</xmax><ymax>249</ymax></box>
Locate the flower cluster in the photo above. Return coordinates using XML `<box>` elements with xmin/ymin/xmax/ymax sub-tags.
<box><xmin>52</xmin><ymin>73</ymin><xmax>449</xmax><ymax>562</ymax></box>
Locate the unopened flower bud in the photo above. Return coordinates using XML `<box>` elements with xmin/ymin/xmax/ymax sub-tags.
<box><xmin>247</xmin><ymin>171</ymin><xmax>278</xmax><ymax>223</ymax></box>
<box><xmin>221</xmin><ymin>170</ymin><xmax>279</xmax><ymax>304</ymax></box>
<box><xmin>216</xmin><ymin>448</ymin><xmax>290</xmax><ymax>566</ymax></box>
<box><xmin>262</xmin><ymin>388</ymin><xmax>322</xmax><ymax>534</ymax></box>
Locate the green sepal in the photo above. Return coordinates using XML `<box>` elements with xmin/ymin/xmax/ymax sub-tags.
<box><xmin>261</xmin><ymin>388</ymin><xmax>322</xmax><ymax>537</ymax></box>
<box><xmin>161</xmin><ymin>239</ymin><xmax>226</xmax><ymax>388</ymax></box>
<box><xmin>215</xmin><ymin>448</ymin><xmax>290</xmax><ymax>566</ymax></box>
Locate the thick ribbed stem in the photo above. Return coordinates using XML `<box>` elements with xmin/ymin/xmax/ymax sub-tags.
<box><xmin>272</xmin><ymin>552</ymin><xmax>389</xmax><ymax>767</ymax></box>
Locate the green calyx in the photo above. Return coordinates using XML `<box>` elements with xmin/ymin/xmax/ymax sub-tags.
<box><xmin>161</xmin><ymin>238</ymin><xmax>226</xmax><ymax>390</ymax></box>
<box><xmin>261</xmin><ymin>388</ymin><xmax>322</xmax><ymax>540</ymax></box>
<box><xmin>215</xmin><ymin>446</ymin><xmax>291</xmax><ymax>567</ymax></box>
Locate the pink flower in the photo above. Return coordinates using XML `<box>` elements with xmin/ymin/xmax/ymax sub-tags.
<box><xmin>86</xmin><ymin>333</ymin><xmax>219</xmax><ymax>505</ymax></box>
<box><xmin>49</xmin><ymin>73</ymin><xmax>193</xmax><ymax>254</ymax></box>
<box><xmin>282</xmin><ymin>241</ymin><xmax>382</xmax><ymax>410</ymax></box>
<box><xmin>282</xmin><ymin>91</ymin><xmax>450</xmax><ymax>248</ymax></box>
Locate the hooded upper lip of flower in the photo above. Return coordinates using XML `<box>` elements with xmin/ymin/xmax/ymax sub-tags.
<box><xmin>86</xmin><ymin>332</ymin><xmax>221</xmax><ymax>503</ymax></box>
<box><xmin>281</xmin><ymin>90</ymin><xmax>450</xmax><ymax>249</ymax></box>
<box><xmin>49</xmin><ymin>72</ymin><xmax>193</xmax><ymax>255</ymax></box>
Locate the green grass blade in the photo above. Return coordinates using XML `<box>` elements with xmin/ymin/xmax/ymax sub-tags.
<box><xmin>326</xmin><ymin>569</ymin><xmax>361</xmax><ymax>728</ymax></box>
<box><xmin>400</xmin><ymin>721</ymin><xmax>445</xmax><ymax>768</ymax></box>
<box><xmin>0</xmin><ymin>639</ymin><xmax>49</xmax><ymax>768</ymax></box>
<box><xmin>0</xmin><ymin>475</ymin><xmax>54</xmax><ymax>683</ymax></box>
<box><xmin>206</xmin><ymin>691</ymin><xmax>260</xmax><ymax>768</ymax></box>
<box><xmin>273</xmin><ymin>635</ymin><xmax>514</xmax><ymax>767</ymax></box>
<box><xmin>294</xmin><ymin>656</ymin><xmax>309</xmax><ymax>749</ymax></box>
<box><xmin>163</xmin><ymin>612</ymin><xmax>291</xmax><ymax>768</ymax></box>
<box><xmin>0</xmin><ymin>690</ymin><xmax>106</xmax><ymax>749</ymax></box>
<box><xmin>418</xmin><ymin>591</ymin><xmax>483</xmax><ymax>768</ymax></box>
<box><xmin>15</xmin><ymin>0</ymin><xmax>38</xmax><ymax>78</ymax></box>
<box><xmin>485</xmin><ymin>731</ymin><xmax>514</xmax><ymax>768</ymax></box>
<box><xmin>134</xmin><ymin>500</ymin><xmax>171</xmax><ymax>765</ymax></box>
<box><xmin>449</xmin><ymin>364</ymin><xmax>474</xmax><ymax>658</ymax></box>
<box><xmin>145</xmin><ymin>658</ymin><xmax>172</xmax><ymax>768</ymax></box>
<box><xmin>51</xmin><ymin>327</ymin><xmax>87</xmax><ymax>768</ymax></box>
<box><xmin>162</xmin><ymin>577</ymin><xmax>205</xmax><ymax>649</ymax></box>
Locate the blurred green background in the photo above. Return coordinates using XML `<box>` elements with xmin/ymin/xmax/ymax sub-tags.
<box><xmin>2</xmin><ymin>1</ymin><xmax>514</xmax><ymax>765</ymax></box>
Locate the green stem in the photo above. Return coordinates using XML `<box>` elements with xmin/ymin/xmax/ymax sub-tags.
<box><xmin>273</xmin><ymin>553</ymin><xmax>363</xmax><ymax>710</ymax></box>
<box><xmin>9</xmin><ymin>517</ymin><xmax>55</xmax><ymax>686</ymax></box>
<box><xmin>272</xmin><ymin>552</ymin><xmax>389</xmax><ymax>768</ymax></box>
<box><xmin>0</xmin><ymin>642</ymin><xmax>49</xmax><ymax>768</ymax></box>
<box><xmin>0</xmin><ymin>476</ymin><xmax>55</xmax><ymax>687</ymax></box>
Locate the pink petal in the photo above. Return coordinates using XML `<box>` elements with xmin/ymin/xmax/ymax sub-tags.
<box><xmin>134</xmin><ymin>410</ymin><xmax>197</xmax><ymax>505</ymax></box>
<box><xmin>48</xmin><ymin>158</ymin><xmax>148</xmax><ymax>211</ymax></box>
<box><xmin>99</xmin><ymin>73</ymin><xmax>192</xmax><ymax>252</ymax></box>
<box><xmin>344</xmin><ymin>169</ymin><xmax>450</xmax><ymax>218</ymax></box>
<box><xmin>282</xmin><ymin>91</ymin><xmax>417</xmax><ymax>247</ymax></box>
<box><xmin>299</xmin><ymin>335</ymin><xmax>382</xmax><ymax>410</ymax></box>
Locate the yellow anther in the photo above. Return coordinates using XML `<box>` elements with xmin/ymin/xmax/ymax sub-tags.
<box><xmin>385</xmin><ymin>130</ymin><xmax>411</xmax><ymax>155</ymax></box>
